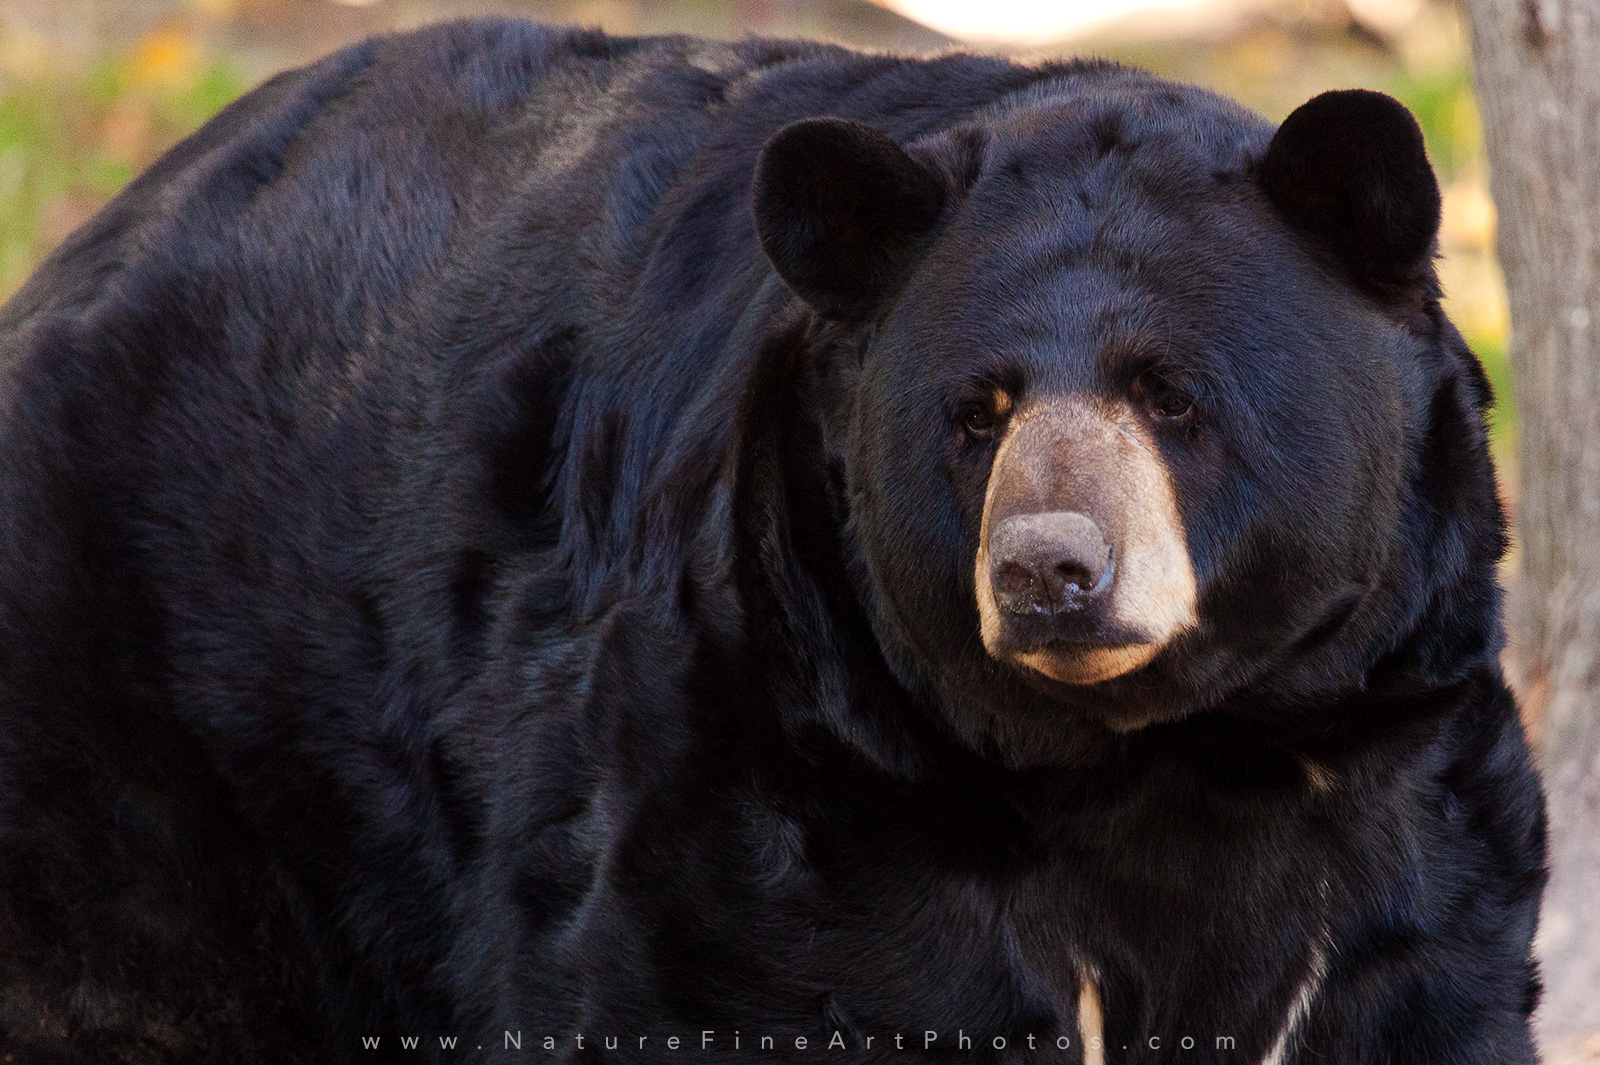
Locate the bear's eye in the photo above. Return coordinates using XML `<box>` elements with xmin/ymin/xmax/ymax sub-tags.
<box><xmin>963</xmin><ymin>407</ymin><xmax>998</xmax><ymax>437</ymax></box>
<box><xmin>1133</xmin><ymin>373</ymin><xmax>1195</xmax><ymax>422</ymax></box>
<box><xmin>957</xmin><ymin>386</ymin><xmax>1014</xmax><ymax>441</ymax></box>
<box><xmin>959</xmin><ymin>403</ymin><xmax>1002</xmax><ymax>440</ymax></box>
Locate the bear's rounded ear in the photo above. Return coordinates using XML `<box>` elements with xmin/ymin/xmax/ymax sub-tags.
<box><xmin>1259</xmin><ymin>89</ymin><xmax>1441</xmax><ymax>289</ymax></box>
<box><xmin>753</xmin><ymin>118</ymin><xmax>948</xmax><ymax>321</ymax></box>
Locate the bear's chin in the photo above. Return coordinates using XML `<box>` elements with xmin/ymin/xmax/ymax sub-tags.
<box><xmin>1012</xmin><ymin>642</ymin><xmax>1162</xmax><ymax>686</ymax></box>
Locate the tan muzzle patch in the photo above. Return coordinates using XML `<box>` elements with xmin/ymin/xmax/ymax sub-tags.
<box><xmin>974</xmin><ymin>396</ymin><xmax>1197</xmax><ymax>685</ymax></box>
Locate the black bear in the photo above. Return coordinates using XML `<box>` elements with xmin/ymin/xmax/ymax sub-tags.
<box><xmin>0</xmin><ymin>18</ymin><xmax>1546</xmax><ymax>1065</ymax></box>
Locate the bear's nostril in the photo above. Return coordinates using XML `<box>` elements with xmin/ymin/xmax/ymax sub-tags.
<box><xmin>1051</xmin><ymin>560</ymin><xmax>1092</xmax><ymax>598</ymax></box>
<box><xmin>998</xmin><ymin>561</ymin><xmax>1037</xmax><ymax>598</ymax></box>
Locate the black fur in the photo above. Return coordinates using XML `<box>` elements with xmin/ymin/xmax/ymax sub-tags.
<box><xmin>1259</xmin><ymin>89</ymin><xmax>1443</xmax><ymax>292</ymax></box>
<box><xmin>754</xmin><ymin>118</ymin><xmax>948</xmax><ymax>320</ymax></box>
<box><xmin>0</xmin><ymin>20</ymin><xmax>1543</xmax><ymax>1064</ymax></box>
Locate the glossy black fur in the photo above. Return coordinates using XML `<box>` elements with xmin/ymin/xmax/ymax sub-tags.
<box><xmin>0</xmin><ymin>20</ymin><xmax>1545</xmax><ymax>1064</ymax></box>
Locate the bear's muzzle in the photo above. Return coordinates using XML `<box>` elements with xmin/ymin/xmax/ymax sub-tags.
<box><xmin>974</xmin><ymin>395</ymin><xmax>1198</xmax><ymax>686</ymax></box>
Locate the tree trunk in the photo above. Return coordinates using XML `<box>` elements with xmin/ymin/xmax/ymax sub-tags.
<box><xmin>1465</xmin><ymin>0</ymin><xmax>1600</xmax><ymax>1054</ymax></box>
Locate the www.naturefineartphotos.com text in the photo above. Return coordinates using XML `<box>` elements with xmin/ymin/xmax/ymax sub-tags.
<box><xmin>361</xmin><ymin>1031</ymin><xmax>1244</xmax><ymax>1054</ymax></box>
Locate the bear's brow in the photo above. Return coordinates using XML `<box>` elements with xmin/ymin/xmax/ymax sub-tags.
<box><xmin>1098</xmin><ymin>331</ymin><xmax>1221</xmax><ymax>395</ymax></box>
<box><xmin>955</xmin><ymin>365</ymin><xmax>1027</xmax><ymax>402</ymax></box>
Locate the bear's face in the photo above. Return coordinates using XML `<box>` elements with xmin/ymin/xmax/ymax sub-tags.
<box><xmin>755</xmin><ymin>82</ymin><xmax>1491</xmax><ymax>750</ymax></box>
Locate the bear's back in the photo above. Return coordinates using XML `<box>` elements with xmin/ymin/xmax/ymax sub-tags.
<box><xmin>0</xmin><ymin>22</ymin><xmax>1107</xmax><ymax>1058</ymax></box>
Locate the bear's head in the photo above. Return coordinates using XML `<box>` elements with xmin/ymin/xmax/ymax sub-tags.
<box><xmin>749</xmin><ymin>78</ymin><xmax>1501</xmax><ymax>764</ymax></box>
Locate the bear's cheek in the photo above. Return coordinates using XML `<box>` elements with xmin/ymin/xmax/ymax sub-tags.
<box><xmin>973</xmin><ymin>396</ymin><xmax>1199</xmax><ymax>686</ymax></box>
<box><xmin>844</xmin><ymin>392</ymin><xmax>985</xmax><ymax>664</ymax></box>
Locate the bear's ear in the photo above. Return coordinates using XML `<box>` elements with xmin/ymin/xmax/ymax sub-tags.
<box><xmin>753</xmin><ymin>118</ymin><xmax>948</xmax><ymax>321</ymax></box>
<box><xmin>1259</xmin><ymin>89</ymin><xmax>1441</xmax><ymax>290</ymax></box>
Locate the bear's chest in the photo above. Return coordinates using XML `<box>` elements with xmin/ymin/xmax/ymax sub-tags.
<box><xmin>579</xmin><ymin>780</ymin><xmax>1331</xmax><ymax>1062</ymax></box>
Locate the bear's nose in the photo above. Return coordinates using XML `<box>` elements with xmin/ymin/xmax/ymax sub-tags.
<box><xmin>989</xmin><ymin>511</ymin><xmax>1112</xmax><ymax>616</ymax></box>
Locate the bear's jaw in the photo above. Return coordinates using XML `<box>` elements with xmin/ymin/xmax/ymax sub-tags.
<box><xmin>1015</xmin><ymin>642</ymin><xmax>1164</xmax><ymax>686</ymax></box>
<box><xmin>974</xmin><ymin>395</ymin><xmax>1198</xmax><ymax>688</ymax></box>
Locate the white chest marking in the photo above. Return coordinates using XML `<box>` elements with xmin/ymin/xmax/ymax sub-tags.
<box><xmin>1259</xmin><ymin>941</ymin><xmax>1328</xmax><ymax>1065</ymax></box>
<box><xmin>1078</xmin><ymin>976</ymin><xmax>1105</xmax><ymax>1065</ymax></box>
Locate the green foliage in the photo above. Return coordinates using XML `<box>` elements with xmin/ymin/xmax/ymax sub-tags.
<box><xmin>0</xmin><ymin>42</ymin><xmax>245</xmax><ymax>300</ymax></box>
<box><xmin>1465</xmin><ymin>329</ymin><xmax>1517</xmax><ymax>461</ymax></box>
<box><xmin>1386</xmin><ymin>66</ymin><xmax>1482</xmax><ymax>182</ymax></box>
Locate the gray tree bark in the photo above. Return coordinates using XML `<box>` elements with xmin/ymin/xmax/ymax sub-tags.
<box><xmin>1465</xmin><ymin>0</ymin><xmax>1600</xmax><ymax>1054</ymax></box>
